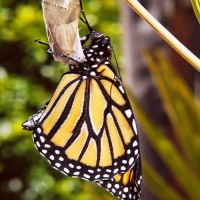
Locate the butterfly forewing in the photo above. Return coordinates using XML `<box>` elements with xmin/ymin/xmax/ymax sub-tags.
<box><xmin>33</xmin><ymin>64</ymin><xmax>139</xmax><ymax>183</ymax></box>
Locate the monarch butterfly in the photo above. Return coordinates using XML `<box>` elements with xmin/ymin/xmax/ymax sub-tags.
<box><xmin>22</xmin><ymin>1</ymin><xmax>142</xmax><ymax>200</ymax></box>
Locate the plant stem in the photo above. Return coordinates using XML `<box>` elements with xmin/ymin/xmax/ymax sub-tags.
<box><xmin>125</xmin><ymin>0</ymin><xmax>200</xmax><ymax>72</ymax></box>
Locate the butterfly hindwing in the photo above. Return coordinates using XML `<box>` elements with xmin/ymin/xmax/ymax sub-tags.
<box><xmin>97</xmin><ymin>158</ymin><xmax>142</xmax><ymax>200</ymax></box>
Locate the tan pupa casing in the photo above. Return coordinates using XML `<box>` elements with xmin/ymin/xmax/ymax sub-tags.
<box><xmin>42</xmin><ymin>0</ymin><xmax>85</xmax><ymax>64</ymax></box>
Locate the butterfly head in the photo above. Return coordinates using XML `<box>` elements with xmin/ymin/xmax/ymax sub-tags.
<box><xmin>71</xmin><ymin>32</ymin><xmax>113</xmax><ymax>72</ymax></box>
<box><xmin>86</xmin><ymin>32</ymin><xmax>112</xmax><ymax>62</ymax></box>
<box><xmin>90</xmin><ymin>32</ymin><xmax>111</xmax><ymax>49</ymax></box>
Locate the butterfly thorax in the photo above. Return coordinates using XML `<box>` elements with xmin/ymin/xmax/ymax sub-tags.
<box><xmin>69</xmin><ymin>33</ymin><xmax>112</xmax><ymax>74</ymax></box>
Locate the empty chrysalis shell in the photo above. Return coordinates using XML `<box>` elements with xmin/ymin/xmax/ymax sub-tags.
<box><xmin>42</xmin><ymin>0</ymin><xmax>85</xmax><ymax>64</ymax></box>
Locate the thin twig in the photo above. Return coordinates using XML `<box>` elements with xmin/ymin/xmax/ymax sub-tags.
<box><xmin>125</xmin><ymin>0</ymin><xmax>200</xmax><ymax>72</ymax></box>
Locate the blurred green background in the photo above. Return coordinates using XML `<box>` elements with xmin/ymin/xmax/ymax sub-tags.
<box><xmin>1</xmin><ymin>0</ymin><xmax>200</xmax><ymax>200</ymax></box>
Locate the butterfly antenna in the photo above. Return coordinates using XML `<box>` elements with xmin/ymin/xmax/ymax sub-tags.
<box><xmin>47</xmin><ymin>49</ymin><xmax>81</xmax><ymax>64</ymax></box>
<box><xmin>111</xmin><ymin>45</ymin><xmax>122</xmax><ymax>81</ymax></box>
<box><xmin>79</xmin><ymin>0</ymin><xmax>93</xmax><ymax>33</ymax></box>
<box><xmin>35</xmin><ymin>39</ymin><xmax>50</xmax><ymax>47</ymax></box>
<box><xmin>35</xmin><ymin>40</ymin><xmax>80</xmax><ymax>64</ymax></box>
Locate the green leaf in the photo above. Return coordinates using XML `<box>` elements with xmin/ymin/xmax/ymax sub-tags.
<box><xmin>191</xmin><ymin>0</ymin><xmax>200</xmax><ymax>23</ymax></box>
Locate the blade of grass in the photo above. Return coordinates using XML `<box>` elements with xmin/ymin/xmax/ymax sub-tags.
<box><xmin>144</xmin><ymin>50</ymin><xmax>200</xmax><ymax>174</ymax></box>
<box><xmin>191</xmin><ymin>0</ymin><xmax>200</xmax><ymax>23</ymax></box>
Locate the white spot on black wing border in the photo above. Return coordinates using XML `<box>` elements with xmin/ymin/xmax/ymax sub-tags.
<box><xmin>32</xmin><ymin>130</ymin><xmax>139</xmax><ymax>181</ymax></box>
<box><xmin>96</xmin><ymin>160</ymin><xmax>142</xmax><ymax>200</ymax></box>
<box><xmin>32</xmin><ymin>122</ymin><xmax>141</xmax><ymax>199</ymax></box>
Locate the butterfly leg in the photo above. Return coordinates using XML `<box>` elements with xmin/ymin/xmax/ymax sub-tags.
<box><xmin>79</xmin><ymin>0</ymin><xmax>93</xmax><ymax>32</ymax></box>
